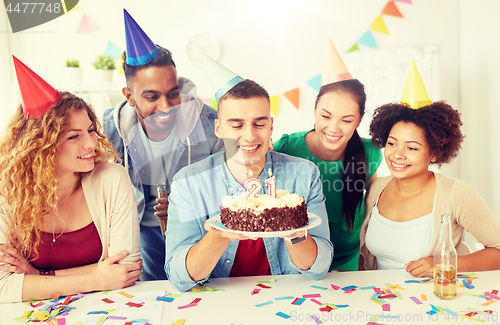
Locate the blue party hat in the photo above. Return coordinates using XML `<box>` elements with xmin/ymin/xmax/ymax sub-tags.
<box><xmin>201</xmin><ymin>53</ymin><xmax>244</xmax><ymax>102</ymax></box>
<box><xmin>123</xmin><ymin>9</ymin><xmax>158</xmax><ymax>66</ymax></box>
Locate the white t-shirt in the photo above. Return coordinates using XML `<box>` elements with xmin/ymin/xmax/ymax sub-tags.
<box><xmin>136</xmin><ymin>121</ymin><xmax>179</xmax><ymax>227</ymax></box>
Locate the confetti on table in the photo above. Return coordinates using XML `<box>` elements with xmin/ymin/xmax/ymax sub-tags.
<box><xmin>443</xmin><ymin>308</ymin><xmax>457</xmax><ymax>316</ymax></box>
<box><xmin>421</xmin><ymin>294</ymin><xmax>427</xmax><ymax>301</ymax></box>
<box><xmin>485</xmin><ymin>292</ymin><xmax>500</xmax><ymax>300</ymax></box>
<box><xmin>276</xmin><ymin>312</ymin><xmax>291</xmax><ymax>319</ymax></box>
<box><xmin>463</xmin><ymin>280</ymin><xmax>475</xmax><ymax>289</ymax></box>
<box><xmin>420</xmin><ymin>278</ymin><xmax>433</xmax><ymax>283</ymax></box>
<box><xmin>62</xmin><ymin>296</ymin><xmax>72</xmax><ymax>306</ymax></box>
<box><xmin>371</xmin><ymin>299</ymin><xmax>384</xmax><ymax>306</ymax></box>
<box><xmin>157</xmin><ymin>296</ymin><xmax>174</xmax><ymax>302</ymax></box>
<box><xmin>404</xmin><ymin>280</ymin><xmax>420</xmax><ymax>283</ymax></box>
<box><xmin>95</xmin><ymin>316</ymin><xmax>107</xmax><ymax>325</ymax></box>
<box><xmin>302</xmin><ymin>294</ymin><xmax>321</xmax><ymax>298</ymax></box>
<box><xmin>275</xmin><ymin>296</ymin><xmax>294</xmax><ymax>300</ymax></box>
<box><xmin>360</xmin><ymin>286</ymin><xmax>376</xmax><ymax>290</ymax></box>
<box><xmin>174</xmin><ymin>320</ymin><xmax>186</xmax><ymax>325</ymax></box>
<box><xmin>382</xmin><ymin>303</ymin><xmax>390</xmax><ymax>311</ymax></box>
<box><xmin>374</xmin><ymin>288</ymin><xmax>382</xmax><ymax>294</ymax></box>
<box><xmin>256</xmin><ymin>278</ymin><xmax>275</xmax><ymax>284</ymax></box>
<box><xmin>310</xmin><ymin>299</ymin><xmax>322</xmax><ymax>305</ymax></box>
<box><xmin>255</xmin><ymin>301</ymin><xmax>273</xmax><ymax>307</ymax></box>
<box><xmin>330</xmin><ymin>284</ymin><xmax>340</xmax><ymax>290</ymax></box>
<box><xmin>312</xmin><ymin>314</ymin><xmax>323</xmax><ymax>324</ymax></box>
<box><xmin>344</xmin><ymin>288</ymin><xmax>356</xmax><ymax>293</ymax></box>
<box><xmin>126</xmin><ymin>302</ymin><xmax>143</xmax><ymax>308</ymax></box>
<box><xmin>190</xmin><ymin>298</ymin><xmax>202</xmax><ymax>304</ymax></box>
<box><xmin>30</xmin><ymin>301</ymin><xmax>44</xmax><ymax>308</ymax></box>
<box><xmin>119</xmin><ymin>291</ymin><xmax>134</xmax><ymax>298</ymax></box>
<box><xmin>409</xmin><ymin>296</ymin><xmax>423</xmax><ymax>305</ymax></box>
<box><xmin>257</xmin><ymin>283</ymin><xmax>271</xmax><ymax>289</ymax></box>
<box><xmin>191</xmin><ymin>288</ymin><xmax>208</xmax><ymax>293</ymax></box>
<box><xmin>322</xmin><ymin>303</ymin><xmax>338</xmax><ymax>309</ymax></box>
<box><xmin>319</xmin><ymin>306</ymin><xmax>333</xmax><ymax>312</ymax></box>
<box><xmin>87</xmin><ymin>311</ymin><xmax>108</xmax><ymax>315</ymax></box>
<box><xmin>292</xmin><ymin>298</ymin><xmax>306</xmax><ymax>305</ymax></box>
<box><xmin>336</xmin><ymin>304</ymin><xmax>349</xmax><ymax>308</ymax></box>
<box><xmin>164</xmin><ymin>293</ymin><xmax>182</xmax><ymax>298</ymax></box>
<box><xmin>378</xmin><ymin>294</ymin><xmax>396</xmax><ymax>299</ymax></box>
<box><xmin>342</xmin><ymin>285</ymin><xmax>357</xmax><ymax>291</ymax></box>
<box><xmin>426</xmin><ymin>304</ymin><xmax>438</xmax><ymax>315</ymax></box>
<box><xmin>102</xmin><ymin>298</ymin><xmax>114</xmax><ymax>304</ymax></box>
<box><xmin>251</xmin><ymin>289</ymin><xmax>261</xmax><ymax>295</ymax></box>
<box><xmin>481</xmin><ymin>300</ymin><xmax>497</xmax><ymax>306</ymax></box>
<box><xmin>493</xmin><ymin>289</ymin><xmax>498</xmax><ymax>295</ymax></box>
<box><xmin>310</xmin><ymin>285</ymin><xmax>328</xmax><ymax>290</ymax></box>
<box><xmin>178</xmin><ymin>302</ymin><xmax>198</xmax><ymax>310</ymax></box>
<box><xmin>436</xmin><ymin>305</ymin><xmax>446</xmax><ymax>315</ymax></box>
<box><xmin>51</xmin><ymin>293</ymin><xmax>61</xmax><ymax>300</ymax></box>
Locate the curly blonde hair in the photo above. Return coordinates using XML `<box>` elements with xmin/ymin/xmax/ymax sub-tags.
<box><xmin>0</xmin><ymin>92</ymin><xmax>118</xmax><ymax>259</ymax></box>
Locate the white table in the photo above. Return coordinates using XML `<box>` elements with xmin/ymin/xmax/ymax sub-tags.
<box><xmin>1</xmin><ymin>269</ymin><xmax>499</xmax><ymax>325</ymax></box>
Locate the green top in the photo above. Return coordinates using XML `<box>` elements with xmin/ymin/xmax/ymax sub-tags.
<box><xmin>274</xmin><ymin>130</ymin><xmax>382</xmax><ymax>271</ymax></box>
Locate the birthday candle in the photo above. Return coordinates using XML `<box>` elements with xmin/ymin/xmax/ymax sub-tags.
<box><xmin>265</xmin><ymin>168</ymin><xmax>276</xmax><ymax>198</ymax></box>
<box><xmin>244</xmin><ymin>170</ymin><xmax>262</xmax><ymax>200</ymax></box>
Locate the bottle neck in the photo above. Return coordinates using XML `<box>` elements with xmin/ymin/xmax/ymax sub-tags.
<box><xmin>438</xmin><ymin>215</ymin><xmax>453</xmax><ymax>244</ymax></box>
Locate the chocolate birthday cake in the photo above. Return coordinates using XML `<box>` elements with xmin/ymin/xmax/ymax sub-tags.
<box><xmin>220</xmin><ymin>190</ymin><xmax>308</xmax><ymax>232</ymax></box>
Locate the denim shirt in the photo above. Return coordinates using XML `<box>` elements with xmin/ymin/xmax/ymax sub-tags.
<box><xmin>102</xmin><ymin>91</ymin><xmax>224</xmax><ymax>222</ymax></box>
<box><xmin>165</xmin><ymin>151</ymin><xmax>333</xmax><ymax>292</ymax></box>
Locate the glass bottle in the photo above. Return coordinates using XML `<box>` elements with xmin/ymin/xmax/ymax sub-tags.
<box><xmin>433</xmin><ymin>214</ymin><xmax>458</xmax><ymax>299</ymax></box>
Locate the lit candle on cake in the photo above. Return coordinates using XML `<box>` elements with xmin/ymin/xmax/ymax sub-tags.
<box><xmin>265</xmin><ymin>168</ymin><xmax>276</xmax><ymax>198</ymax></box>
<box><xmin>244</xmin><ymin>170</ymin><xmax>262</xmax><ymax>200</ymax></box>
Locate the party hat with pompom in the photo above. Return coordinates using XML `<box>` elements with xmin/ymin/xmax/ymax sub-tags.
<box><xmin>12</xmin><ymin>56</ymin><xmax>61</xmax><ymax>118</ymax></box>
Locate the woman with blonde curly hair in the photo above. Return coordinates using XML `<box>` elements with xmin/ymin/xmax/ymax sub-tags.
<box><xmin>0</xmin><ymin>57</ymin><xmax>141</xmax><ymax>303</ymax></box>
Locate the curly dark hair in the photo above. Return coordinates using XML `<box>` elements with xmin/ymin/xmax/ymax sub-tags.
<box><xmin>369</xmin><ymin>101</ymin><xmax>464</xmax><ymax>166</ymax></box>
<box><xmin>122</xmin><ymin>45</ymin><xmax>176</xmax><ymax>86</ymax></box>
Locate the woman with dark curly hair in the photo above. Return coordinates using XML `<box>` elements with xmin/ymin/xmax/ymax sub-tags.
<box><xmin>359</xmin><ymin>101</ymin><xmax>500</xmax><ymax>277</ymax></box>
<box><xmin>0</xmin><ymin>58</ymin><xmax>142</xmax><ymax>302</ymax></box>
<box><xmin>275</xmin><ymin>39</ymin><xmax>382</xmax><ymax>271</ymax></box>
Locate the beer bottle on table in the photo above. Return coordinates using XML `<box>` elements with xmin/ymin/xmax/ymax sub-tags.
<box><xmin>433</xmin><ymin>214</ymin><xmax>457</xmax><ymax>299</ymax></box>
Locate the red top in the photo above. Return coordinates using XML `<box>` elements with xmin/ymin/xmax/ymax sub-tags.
<box><xmin>229</xmin><ymin>238</ymin><xmax>271</xmax><ymax>277</ymax></box>
<box><xmin>29</xmin><ymin>222</ymin><xmax>102</xmax><ymax>270</ymax></box>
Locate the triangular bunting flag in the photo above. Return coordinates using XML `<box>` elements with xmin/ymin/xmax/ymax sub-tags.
<box><xmin>61</xmin><ymin>0</ymin><xmax>82</xmax><ymax>14</ymax></box>
<box><xmin>347</xmin><ymin>44</ymin><xmax>359</xmax><ymax>53</ymax></box>
<box><xmin>370</xmin><ymin>16</ymin><xmax>389</xmax><ymax>35</ymax></box>
<box><xmin>358</xmin><ymin>30</ymin><xmax>378</xmax><ymax>48</ymax></box>
<box><xmin>392</xmin><ymin>0</ymin><xmax>412</xmax><ymax>4</ymax></box>
<box><xmin>382</xmin><ymin>1</ymin><xmax>403</xmax><ymax>17</ymax></box>
<box><xmin>209</xmin><ymin>98</ymin><xmax>218</xmax><ymax>111</ymax></box>
<box><xmin>306</xmin><ymin>74</ymin><xmax>321</xmax><ymax>92</ymax></box>
<box><xmin>270</xmin><ymin>95</ymin><xmax>280</xmax><ymax>117</ymax></box>
<box><xmin>284</xmin><ymin>88</ymin><xmax>300</xmax><ymax>109</ymax></box>
<box><xmin>76</xmin><ymin>13</ymin><xmax>98</xmax><ymax>34</ymax></box>
<box><xmin>105</xmin><ymin>41</ymin><xmax>123</xmax><ymax>59</ymax></box>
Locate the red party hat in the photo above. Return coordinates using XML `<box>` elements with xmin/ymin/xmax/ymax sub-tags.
<box><xmin>12</xmin><ymin>56</ymin><xmax>62</xmax><ymax>117</ymax></box>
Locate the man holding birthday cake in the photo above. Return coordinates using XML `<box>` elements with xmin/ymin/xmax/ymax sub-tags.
<box><xmin>165</xmin><ymin>54</ymin><xmax>333</xmax><ymax>292</ymax></box>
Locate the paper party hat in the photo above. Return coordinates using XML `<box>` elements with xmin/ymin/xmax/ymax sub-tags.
<box><xmin>401</xmin><ymin>60</ymin><xmax>432</xmax><ymax>109</ymax></box>
<box><xmin>201</xmin><ymin>53</ymin><xmax>244</xmax><ymax>102</ymax></box>
<box><xmin>123</xmin><ymin>9</ymin><xmax>158</xmax><ymax>66</ymax></box>
<box><xmin>321</xmin><ymin>37</ymin><xmax>353</xmax><ymax>86</ymax></box>
<box><xmin>12</xmin><ymin>56</ymin><xmax>61</xmax><ymax>118</ymax></box>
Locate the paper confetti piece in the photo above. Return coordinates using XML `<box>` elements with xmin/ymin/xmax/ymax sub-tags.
<box><xmin>426</xmin><ymin>304</ymin><xmax>438</xmax><ymax>315</ymax></box>
<box><xmin>13</xmin><ymin>317</ymin><xmax>29</xmax><ymax>323</ymax></box>
<box><xmin>420</xmin><ymin>278</ymin><xmax>433</xmax><ymax>283</ymax></box>
<box><xmin>119</xmin><ymin>291</ymin><xmax>134</xmax><ymax>298</ymax></box>
<box><xmin>129</xmin><ymin>319</ymin><xmax>149</xmax><ymax>324</ymax></box>
<box><xmin>102</xmin><ymin>298</ymin><xmax>114</xmax><ymax>304</ymax></box>
<box><xmin>443</xmin><ymin>308</ymin><xmax>457</xmax><ymax>316</ymax></box>
<box><xmin>95</xmin><ymin>316</ymin><xmax>107</xmax><ymax>325</ymax></box>
<box><xmin>463</xmin><ymin>280</ymin><xmax>475</xmax><ymax>289</ymax></box>
<box><xmin>378</xmin><ymin>294</ymin><xmax>396</xmax><ymax>299</ymax></box>
<box><xmin>336</xmin><ymin>304</ymin><xmax>349</xmax><ymax>308</ymax></box>
<box><xmin>374</xmin><ymin>288</ymin><xmax>382</xmax><ymax>294</ymax></box>
<box><xmin>157</xmin><ymin>297</ymin><xmax>174</xmax><ymax>302</ymax></box>
<box><xmin>322</xmin><ymin>303</ymin><xmax>338</xmax><ymax>309</ymax></box>
<box><xmin>410</xmin><ymin>296</ymin><xmax>423</xmax><ymax>305</ymax></box>
<box><xmin>405</xmin><ymin>280</ymin><xmax>420</xmax><ymax>283</ymax></box>
<box><xmin>51</xmin><ymin>293</ymin><xmax>61</xmax><ymax>300</ymax></box>
<box><xmin>190</xmin><ymin>298</ymin><xmax>202</xmax><ymax>304</ymax></box>
<box><xmin>191</xmin><ymin>288</ymin><xmax>208</xmax><ymax>292</ymax></box>
<box><xmin>481</xmin><ymin>300</ymin><xmax>497</xmax><ymax>306</ymax></box>
<box><xmin>360</xmin><ymin>286</ymin><xmax>376</xmax><ymax>290</ymax></box>
<box><xmin>342</xmin><ymin>285</ymin><xmax>357</xmax><ymax>291</ymax></box>
<box><xmin>493</xmin><ymin>289</ymin><xmax>498</xmax><ymax>295</ymax></box>
<box><xmin>178</xmin><ymin>303</ymin><xmax>198</xmax><ymax>310</ymax></box>
<box><xmin>421</xmin><ymin>294</ymin><xmax>427</xmax><ymax>301</ymax></box>
<box><xmin>302</xmin><ymin>294</ymin><xmax>321</xmax><ymax>298</ymax></box>
<box><xmin>276</xmin><ymin>312</ymin><xmax>291</xmax><ymax>319</ymax></box>
<box><xmin>436</xmin><ymin>305</ymin><xmax>446</xmax><ymax>315</ymax></box>
<box><xmin>330</xmin><ymin>284</ymin><xmax>340</xmax><ymax>290</ymax></box>
<box><xmin>174</xmin><ymin>320</ymin><xmax>186</xmax><ymax>325</ymax></box>
<box><xmin>101</xmin><ymin>290</ymin><xmax>111</xmax><ymax>294</ymax></box>
<box><xmin>107</xmin><ymin>316</ymin><xmax>127</xmax><ymax>320</ymax></box>
<box><xmin>257</xmin><ymin>283</ymin><xmax>271</xmax><ymax>289</ymax></box>
<box><xmin>292</xmin><ymin>298</ymin><xmax>306</xmax><ymax>305</ymax></box>
<box><xmin>345</xmin><ymin>288</ymin><xmax>356</xmax><ymax>293</ymax></box>
<box><xmin>371</xmin><ymin>299</ymin><xmax>384</xmax><ymax>306</ymax></box>
<box><xmin>251</xmin><ymin>289</ymin><xmax>261</xmax><ymax>295</ymax></box>
<box><xmin>310</xmin><ymin>285</ymin><xmax>328</xmax><ymax>290</ymax></box>
<box><xmin>87</xmin><ymin>311</ymin><xmax>108</xmax><ymax>315</ymax></box>
<box><xmin>126</xmin><ymin>302</ymin><xmax>143</xmax><ymax>308</ymax></box>
<box><xmin>275</xmin><ymin>296</ymin><xmax>294</xmax><ymax>300</ymax></box>
<box><xmin>485</xmin><ymin>292</ymin><xmax>500</xmax><ymax>300</ymax></box>
<box><xmin>164</xmin><ymin>293</ymin><xmax>182</xmax><ymax>298</ymax></box>
<box><xmin>310</xmin><ymin>299</ymin><xmax>322</xmax><ymax>305</ymax></box>
<box><xmin>256</xmin><ymin>278</ymin><xmax>275</xmax><ymax>283</ymax></box>
<box><xmin>382</xmin><ymin>303</ymin><xmax>390</xmax><ymax>311</ymax></box>
<box><xmin>311</xmin><ymin>314</ymin><xmax>323</xmax><ymax>324</ymax></box>
<box><xmin>32</xmin><ymin>311</ymin><xmax>48</xmax><ymax>321</ymax></box>
<box><xmin>319</xmin><ymin>306</ymin><xmax>333</xmax><ymax>312</ymax></box>
<box><xmin>255</xmin><ymin>301</ymin><xmax>273</xmax><ymax>307</ymax></box>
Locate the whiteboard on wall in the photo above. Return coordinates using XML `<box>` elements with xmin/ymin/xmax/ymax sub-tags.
<box><xmin>343</xmin><ymin>44</ymin><xmax>440</xmax><ymax>176</ymax></box>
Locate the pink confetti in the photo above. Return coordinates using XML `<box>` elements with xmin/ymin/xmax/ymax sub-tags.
<box><xmin>374</xmin><ymin>288</ymin><xmax>382</xmax><ymax>294</ymax></box>
<box><xmin>344</xmin><ymin>288</ymin><xmax>356</xmax><ymax>293</ymax></box>
<box><xmin>382</xmin><ymin>303</ymin><xmax>391</xmax><ymax>311</ymax></box>
<box><xmin>485</xmin><ymin>292</ymin><xmax>500</xmax><ymax>300</ymax></box>
<box><xmin>410</xmin><ymin>296</ymin><xmax>423</xmax><ymax>305</ymax></box>
<box><xmin>312</xmin><ymin>315</ymin><xmax>323</xmax><ymax>324</ymax></box>
<box><xmin>331</xmin><ymin>284</ymin><xmax>340</xmax><ymax>290</ymax></box>
<box><xmin>257</xmin><ymin>283</ymin><xmax>271</xmax><ymax>289</ymax></box>
<box><xmin>178</xmin><ymin>302</ymin><xmax>198</xmax><ymax>310</ymax></box>
<box><xmin>57</xmin><ymin>319</ymin><xmax>66</xmax><ymax>325</ymax></box>
<box><xmin>30</xmin><ymin>301</ymin><xmax>44</xmax><ymax>308</ymax></box>
<box><xmin>302</xmin><ymin>294</ymin><xmax>321</xmax><ymax>298</ymax></box>
<box><xmin>251</xmin><ymin>289</ymin><xmax>261</xmax><ymax>295</ymax></box>
<box><xmin>310</xmin><ymin>299</ymin><xmax>322</xmax><ymax>305</ymax></box>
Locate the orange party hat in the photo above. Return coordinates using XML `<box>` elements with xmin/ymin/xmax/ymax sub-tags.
<box><xmin>321</xmin><ymin>37</ymin><xmax>353</xmax><ymax>86</ymax></box>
